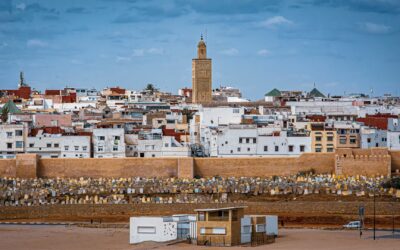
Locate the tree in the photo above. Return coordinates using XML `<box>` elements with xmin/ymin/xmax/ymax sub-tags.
<box><xmin>144</xmin><ymin>83</ymin><xmax>157</xmax><ymax>94</ymax></box>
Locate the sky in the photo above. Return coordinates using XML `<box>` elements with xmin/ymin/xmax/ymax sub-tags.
<box><xmin>0</xmin><ymin>0</ymin><xmax>399</xmax><ymax>100</ymax></box>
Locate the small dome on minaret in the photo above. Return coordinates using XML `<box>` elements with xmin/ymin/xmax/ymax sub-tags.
<box><xmin>197</xmin><ymin>34</ymin><xmax>207</xmax><ymax>59</ymax></box>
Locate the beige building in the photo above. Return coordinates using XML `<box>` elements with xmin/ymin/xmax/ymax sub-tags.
<box><xmin>307</xmin><ymin>123</ymin><xmax>336</xmax><ymax>153</ymax></box>
<box><xmin>192</xmin><ymin>36</ymin><xmax>212</xmax><ymax>104</ymax></box>
<box><xmin>335</xmin><ymin>122</ymin><xmax>361</xmax><ymax>149</ymax></box>
<box><xmin>195</xmin><ymin>207</ymin><xmax>244</xmax><ymax>246</ymax></box>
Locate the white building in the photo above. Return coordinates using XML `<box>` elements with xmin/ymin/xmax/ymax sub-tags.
<box><xmin>388</xmin><ymin>118</ymin><xmax>400</xmax><ymax>150</ymax></box>
<box><xmin>26</xmin><ymin>133</ymin><xmax>62</xmax><ymax>158</ymax></box>
<box><xmin>360</xmin><ymin>126</ymin><xmax>387</xmax><ymax>149</ymax></box>
<box><xmin>137</xmin><ymin>130</ymin><xmax>190</xmax><ymax>157</ymax></box>
<box><xmin>209</xmin><ymin>124</ymin><xmax>311</xmax><ymax>157</ymax></box>
<box><xmin>93</xmin><ymin>128</ymin><xmax>125</xmax><ymax>158</ymax></box>
<box><xmin>60</xmin><ymin>135</ymin><xmax>91</xmax><ymax>158</ymax></box>
<box><xmin>0</xmin><ymin>124</ymin><xmax>26</xmax><ymax>159</ymax></box>
<box><xmin>130</xmin><ymin>217</ymin><xmax>178</xmax><ymax>244</ymax></box>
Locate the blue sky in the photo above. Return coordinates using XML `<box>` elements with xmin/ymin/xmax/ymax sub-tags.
<box><xmin>0</xmin><ymin>0</ymin><xmax>399</xmax><ymax>100</ymax></box>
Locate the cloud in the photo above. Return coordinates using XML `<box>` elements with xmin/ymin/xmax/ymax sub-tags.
<box><xmin>116</xmin><ymin>56</ymin><xmax>131</xmax><ymax>63</ymax></box>
<box><xmin>360</xmin><ymin>22</ymin><xmax>391</xmax><ymax>34</ymax></box>
<box><xmin>259</xmin><ymin>16</ymin><xmax>293</xmax><ymax>28</ymax></box>
<box><xmin>220</xmin><ymin>48</ymin><xmax>239</xmax><ymax>56</ymax></box>
<box><xmin>16</xmin><ymin>3</ymin><xmax>26</xmax><ymax>11</ymax></box>
<box><xmin>257</xmin><ymin>49</ymin><xmax>270</xmax><ymax>56</ymax></box>
<box><xmin>184</xmin><ymin>0</ymin><xmax>281</xmax><ymax>14</ymax></box>
<box><xmin>132</xmin><ymin>48</ymin><xmax>164</xmax><ymax>57</ymax></box>
<box><xmin>27</xmin><ymin>39</ymin><xmax>48</xmax><ymax>48</ymax></box>
<box><xmin>305</xmin><ymin>0</ymin><xmax>400</xmax><ymax>14</ymax></box>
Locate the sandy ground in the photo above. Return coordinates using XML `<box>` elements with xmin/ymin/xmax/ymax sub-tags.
<box><xmin>0</xmin><ymin>225</ymin><xmax>398</xmax><ymax>250</ymax></box>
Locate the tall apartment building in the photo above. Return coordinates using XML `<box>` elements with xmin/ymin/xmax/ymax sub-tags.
<box><xmin>0</xmin><ymin>124</ymin><xmax>26</xmax><ymax>158</ymax></box>
<box><xmin>306</xmin><ymin>122</ymin><xmax>336</xmax><ymax>153</ymax></box>
<box><xmin>92</xmin><ymin>128</ymin><xmax>125</xmax><ymax>158</ymax></box>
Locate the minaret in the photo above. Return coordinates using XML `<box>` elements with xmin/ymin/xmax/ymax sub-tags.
<box><xmin>192</xmin><ymin>35</ymin><xmax>212</xmax><ymax>104</ymax></box>
<box><xmin>19</xmin><ymin>71</ymin><xmax>25</xmax><ymax>88</ymax></box>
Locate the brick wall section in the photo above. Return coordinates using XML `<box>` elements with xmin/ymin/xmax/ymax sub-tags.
<box><xmin>0</xmin><ymin>202</ymin><xmax>399</xmax><ymax>222</ymax></box>
<box><xmin>390</xmin><ymin>150</ymin><xmax>400</xmax><ymax>173</ymax></box>
<box><xmin>0</xmin><ymin>159</ymin><xmax>16</xmax><ymax>177</ymax></box>
<box><xmin>194</xmin><ymin>153</ymin><xmax>335</xmax><ymax>177</ymax></box>
<box><xmin>15</xmin><ymin>154</ymin><xmax>38</xmax><ymax>178</ymax></box>
<box><xmin>38</xmin><ymin>158</ymin><xmax>178</xmax><ymax>178</ymax></box>
<box><xmin>337</xmin><ymin>155</ymin><xmax>391</xmax><ymax>177</ymax></box>
<box><xmin>177</xmin><ymin>158</ymin><xmax>194</xmax><ymax>178</ymax></box>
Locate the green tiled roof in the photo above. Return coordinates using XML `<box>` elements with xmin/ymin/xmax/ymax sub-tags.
<box><xmin>0</xmin><ymin>100</ymin><xmax>21</xmax><ymax>114</ymax></box>
<box><xmin>265</xmin><ymin>88</ymin><xmax>281</xmax><ymax>97</ymax></box>
<box><xmin>309</xmin><ymin>88</ymin><xmax>325</xmax><ymax>98</ymax></box>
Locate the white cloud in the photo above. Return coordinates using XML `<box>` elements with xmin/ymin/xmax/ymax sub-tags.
<box><xmin>259</xmin><ymin>16</ymin><xmax>293</xmax><ymax>29</ymax></box>
<box><xmin>16</xmin><ymin>3</ymin><xmax>26</xmax><ymax>11</ymax></box>
<box><xmin>361</xmin><ymin>22</ymin><xmax>390</xmax><ymax>34</ymax></box>
<box><xmin>27</xmin><ymin>39</ymin><xmax>48</xmax><ymax>48</ymax></box>
<box><xmin>220</xmin><ymin>48</ymin><xmax>239</xmax><ymax>56</ymax></box>
<box><xmin>132</xmin><ymin>48</ymin><xmax>164</xmax><ymax>57</ymax></box>
<box><xmin>0</xmin><ymin>42</ymin><xmax>8</xmax><ymax>48</ymax></box>
<box><xmin>116</xmin><ymin>56</ymin><xmax>131</xmax><ymax>63</ymax></box>
<box><xmin>132</xmin><ymin>49</ymin><xmax>145</xmax><ymax>57</ymax></box>
<box><xmin>147</xmin><ymin>47</ymin><xmax>164</xmax><ymax>55</ymax></box>
<box><xmin>257</xmin><ymin>49</ymin><xmax>270</xmax><ymax>56</ymax></box>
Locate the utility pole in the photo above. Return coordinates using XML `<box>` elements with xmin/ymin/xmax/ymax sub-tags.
<box><xmin>373</xmin><ymin>184</ymin><xmax>376</xmax><ymax>240</ymax></box>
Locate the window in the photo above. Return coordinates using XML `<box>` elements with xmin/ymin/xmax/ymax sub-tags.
<box><xmin>212</xmin><ymin>228</ymin><xmax>226</xmax><ymax>235</ymax></box>
<box><xmin>114</xmin><ymin>136</ymin><xmax>120</xmax><ymax>141</ymax></box>
<box><xmin>15</xmin><ymin>130</ymin><xmax>23</xmax><ymax>136</ymax></box>
<box><xmin>327</xmin><ymin>148</ymin><xmax>334</xmax><ymax>152</ymax></box>
<box><xmin>64</xmin><ymin>146</ymin><xmax>69</xmax><ymax>151</ymax></box>
<box><xmin>256</xmin><ymin>224</ymin><xmax>266</xmax><ymax>233</ymax></box>
<box><xmin>315</xmin><ymin>136</ymin><xmax>322</xmax><ymax>142</ymax></box>
<box><xmin>247</xmin><ymin>147</ymin><xmax>250</xmax><ymax>152</ymax></box>
<box><xmin>16</xmin><ymin>141</ymin><xmax>23</xmax><ymax>148</ymax></box>
<box><xmin>288</xmin><ymin>145</ymin><xmax>294</xmax><ymax>152</ymax></box>
<box><xmin>275</xmin><ymin>146</ymin><xmax>279</xmax><ymax>152</ymax></box>
<box><xmin>300</xmin><ymin>145</ymin><xmax>305</xmax><ymax>152</ymax></box>
<box><xmin>316</xmin><ymin>148</ymin><xmax>322</xmax><ymax>152</ymax></box>
<box><xmin>246</xmin><ymin>138</ymin><xmax>250</xmax><ymax>143</ymax></box>
<box><xmin>237</xmin><ymin>147</ymin><xmax>241</xmax><ymax>152</ymax></box>
<box><xmin>47</xmin><ymin>143</ymin><xmax>51</xmax><ymax>148</ymax></box>
<box><xmin>54</xmin><ymin>143</ymin><xmax>59</xmax><ymax>148</ymax></box>
<box><xmin>367</xmin><ymin>138</ymin><xmax>371</xmax><ymax>143</ymax></box>
<box><xmin>29</xmin><ymin>143</ymin><xmax>34</xmax><ymax>148</ymax></box>
<box><xmin>6</xmin><ymin>132</ymin><xmax>12</xmax><ymax>138</ymax></box>
<box><xmin>200</xmin><ymin>228</ymin><xmax>206</xmax><ymax>235</ymax></box>
<box><xmin>137</xmin><ymin>226</ymin><xmax>156</xmax><ymax>234</ymax></box>
<box><xmin>264</xmin><ymin>146</ymin><xmax>268</xmax><ymax>152</ymax></box>
<box><xmin>339</xmin><ymin>137</ymin><xmax>347</xmax><ymax>144</ymax></box>
<box><xmin>98</xmin><ymin>146</ymin><xmax>103</xmax><ymax>152</ymax></box>
<box><xmin>6</xmin><ymin>143</ymin><xmax>12</xmax><ymax>149</ymax></box>
<box><xmin>75</xmin><ymin>146</ymin><xmax>79</xmax><ymax>151</ymax></box>
<box><xmin>113</xmin><ymin>145</ymin><xmax>118</xmax><ymax>151</ymax></box>
<box><xmin>82</xmin><ymin>146</ymin><xmax>87</xmax><ymax>151</ymax></box>
<box><xmin>98</xmin><ymin>136</ymin><xmax>105</xmax><ymax>141</ymax></box>
<box><xmin>239</xmin><ymin>138</ymin><xmax>243</xmax><ymax>143</ymax></box>
<box><xmin>350</xmin><ymin>138</ymin><xmax>357</xmax><ymax>144</ymax></box>
<box><xmin>327</xmin><ymin>136</ymin><xmax>334</xmax><ymax>141</ymax></box>
<box><xmin>165</xmin><ymin>143</ymin><xmax>169</xmax><ymax>147</ymax></box>
<box><xmin>253</xmin><ymin>138</ymin><xmax>256</xmax><ymax>143</ymax></box>
<box><xmin>198</xmin><ymin>212</ymin><xmax>205</xmax><ymax>221</ymax></box>
<box><xmin>225</xmin><ymin>141</ymin><xmax>228</xmax><ymax>144</ymax></box>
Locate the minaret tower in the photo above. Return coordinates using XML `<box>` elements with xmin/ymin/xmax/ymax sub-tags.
<box><xmin>192</xmin><ymin>35</ymin><xmax>212</xmax><ymax>104</ymax></box>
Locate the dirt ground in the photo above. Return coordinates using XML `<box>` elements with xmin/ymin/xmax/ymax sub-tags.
<box><xmin>0</xmin><ymin>225</ymin><xmax>398</xmax><ymax>250</ymax></box>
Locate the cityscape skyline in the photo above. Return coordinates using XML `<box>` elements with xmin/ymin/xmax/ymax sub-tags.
<box><xmin>1</xmin><ymin>0</ymin><xmax>400</xmax><ymax>99</ymax></box>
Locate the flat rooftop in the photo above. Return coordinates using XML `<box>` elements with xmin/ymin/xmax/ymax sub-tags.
<box><xmin>194</xmin><ymin>206</ymin><xmax>247</xmax><ymax>212</ymax></box>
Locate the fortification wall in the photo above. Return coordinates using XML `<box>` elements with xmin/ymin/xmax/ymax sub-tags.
<box><xmin>390</xmin><ymin>150</ymin><xmax>400</xmax><ymax>173</ymax></box>
<box><xmin>0</xmin><ymin>159</ymin><xmax>16</xmax><ymax>177</ymax></box>
<box><xmin>0</xmin><ymin>150</ymin><xmax>396</xmax><ymax>179</ymax></box>
<box><xmin>194</xmin><ymin>153</ymin><xmax>335</xmax><ymax>177</ymax></box>
<box><xmin>38</xmin><ymin>158</ymin><xmax>178</xmax><ymax>178</ymax></box>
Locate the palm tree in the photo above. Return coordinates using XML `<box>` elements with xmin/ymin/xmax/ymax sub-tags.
<box><xmin>145</xmin><ymin>83</ymin><xmax>157</xmax><ymax>94</ymax></box>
